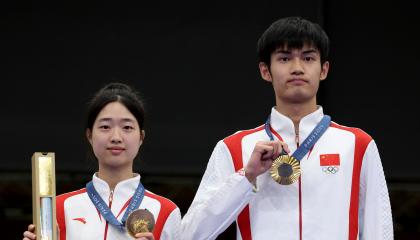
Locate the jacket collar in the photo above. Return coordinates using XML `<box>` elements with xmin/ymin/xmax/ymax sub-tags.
<box><xmin>269</xmin><ymin>106</ymin><xmax>325</xmax><ymax>152</ymax></box>
<box><xmin>92</xmin><ymin>173</ymin><xmax>141</xmax><ymax>210</ymax></box>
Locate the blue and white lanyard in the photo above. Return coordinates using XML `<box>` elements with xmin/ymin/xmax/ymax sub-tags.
<box><xmin>264</xmin><ymin>115</ymin><xmax>331</xmax><ymax>161</ymax></box>
<box><xmin>86</xmin><ymin>179</ymin><xmax>145</xmax><ymax>229</ymax></box>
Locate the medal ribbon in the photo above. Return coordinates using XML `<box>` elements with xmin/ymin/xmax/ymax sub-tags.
<box><xmin>86</xmin><ymin>179</ymin><xmax>145</xmax><ymax>229</ymax></box>
<box><xmin>265</xmin><ymin>115</ymin><xmax>331</xmax><ymax>161</ymax></box>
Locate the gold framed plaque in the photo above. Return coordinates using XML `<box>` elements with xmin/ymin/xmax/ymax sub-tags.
<box><xmin>32</xmin><ymin>152</ymin><xmax>57</xmax><ymax>240</ymax></box>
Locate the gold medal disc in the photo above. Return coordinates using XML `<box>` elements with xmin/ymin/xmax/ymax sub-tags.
<box><xmin>270</xmin><ymin>155</ymin><xmax>301</xmax><ymax>185</ymax></box>
<box><xmin>125</xmin><ymin>209</ymin><xmax>155</xmax><ymax>238</ymax></box>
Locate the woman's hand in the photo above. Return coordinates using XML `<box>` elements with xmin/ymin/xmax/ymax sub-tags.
<box><xmin>135</xmin><ymin>232</ymin><xmax>155</xmax><ymax>240</ymax></box>
<box><xmin>23</xmin><ymin>224</ymin><xmax>36</xmax><ymax>240</ymax></box>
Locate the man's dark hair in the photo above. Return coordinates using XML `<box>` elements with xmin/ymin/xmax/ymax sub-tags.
<box><xmin>257</xmin><ymin>16</ymin><xmax>329</xmax><ymax>66</ymax></box>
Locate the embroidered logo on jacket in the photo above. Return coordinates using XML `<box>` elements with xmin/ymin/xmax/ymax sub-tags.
<box><xmin>72</xmin><ymin>217</ymin><xmax>87</xmax><ymax>224</ymax></box>
<box><xmin>237</xmin><ymin>168</ymin><xmax>245</xmax><ymax>176</ymax></box>
<box><xmin>320</xmin><ymin>154</ymin><xmax>340</xmax><ymax>174</ymax></box>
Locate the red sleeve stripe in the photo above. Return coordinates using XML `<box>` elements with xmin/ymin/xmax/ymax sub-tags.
<box><xmin>223</xmin><ymin>126</ymin><xmax>265</xmax><ymax>171</ymax></box>
<box><xmin>56</xmin><ymin>188</ymin><xmax>87</xmax><ymax>240</ymax></box>
<box><xmin>330</xmin><ymin>123</ymin><xmax>372</xmax><ymax>239</ymax></box>
<box><xmin>223</xmin><ymin>126</ymin><xmax>264</xmax><ymax>240</ymax></box>
<box><xmin>144</xmin><ymin>191</ymin><xmax>178</xmax><ymax>240</ymax></box>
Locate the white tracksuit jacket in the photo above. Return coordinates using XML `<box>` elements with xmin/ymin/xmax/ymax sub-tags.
<box><xmin>182</xmin><ymin>107</ymin><xmax>393</xmax><ymax>240</ymax></box>
<box><xmin>56</xmin><ymin>174</ymin><xmax>181</xmax><ymax>240</ymax></box>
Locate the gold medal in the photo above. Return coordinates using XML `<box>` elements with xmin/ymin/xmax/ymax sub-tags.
<box><xmin>125</xmin><ymin>209</ymin><xmax>155</xmax><ymax>238</ymax></box>
<box><xmin>270</xmin><ymin>155</ymin><xmax>301</xmax><ymax>185</ymax></box>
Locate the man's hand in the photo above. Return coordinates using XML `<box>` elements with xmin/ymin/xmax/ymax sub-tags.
<box><xmin>245</xmin><ymin>141</ymin><xmax>290</xmax><ymax>183</ymax></box>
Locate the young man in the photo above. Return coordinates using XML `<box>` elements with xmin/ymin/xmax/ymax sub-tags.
<box><xmin>181</xmin><ymin>17</ymin><xmax>393</xmax><ymax>239</ymax></box>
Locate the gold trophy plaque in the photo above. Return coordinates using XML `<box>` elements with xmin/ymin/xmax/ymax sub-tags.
<box><xmin>126</xmin><ymin>209</ymin><xmax>155</xmax><ymax>238</ymax></box>
<box><xmin>32</xmin><ymin>152</ymin><xmax>57</xmax><ymax>240</ymax></box>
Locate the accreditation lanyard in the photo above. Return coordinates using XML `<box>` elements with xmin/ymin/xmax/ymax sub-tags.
<box><xmin>86</xmin><ymin>179</ymin><xmax>145</xmax><ymax>230</ymax></box>
<box><xmin>264</xmin><ymin>115</ymin><xmax>331</xmax><ymax>161</ymax></box>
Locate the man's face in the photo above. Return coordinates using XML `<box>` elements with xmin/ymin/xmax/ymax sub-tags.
<box><xmin>259</xmin><ymin>43</ymin><xmax>329</xmax><ymax>105</ymax></box>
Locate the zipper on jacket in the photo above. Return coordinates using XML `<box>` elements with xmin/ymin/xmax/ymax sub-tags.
<box><xmin>295</xmin><ymin>128</ymin><xmax>300</xmax><ymax>147</ymax></box>
<box><xmin>295</xmin><ymin>127</ymin><xmax>302</xmax><ymax>240</ymax></box>
<box><xmin>109</xmin><ymin>190</ymin><xmax>114</xmax><ymax>203</ymax></box>
<box><xmin>104</xmin><ymin>190</ymin><xmax>114</xmax><ymax>240</ymax></box>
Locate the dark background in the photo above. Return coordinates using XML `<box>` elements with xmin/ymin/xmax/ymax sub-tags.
<box><xmin>2</xmin><ymin>0</ymin><xmax>419</xmax><ymax>239</ymax></box>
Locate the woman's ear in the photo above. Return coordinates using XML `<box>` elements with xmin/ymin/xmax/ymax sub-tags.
<box><xmin>140</xmin><ymin>130</ymin><xmax>146</xmax><ymax>145</ymax></box>
<box><xmin>86</xmin><ymin>129</ymin><xmax>93</xmax><ymax>145</ymax></box>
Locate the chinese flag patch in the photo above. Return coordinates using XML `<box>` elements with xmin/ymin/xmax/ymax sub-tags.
<box><xmin>320</xmin><ymin>154</ymin><xmax>340</xmax><ymax>166</ymax></box>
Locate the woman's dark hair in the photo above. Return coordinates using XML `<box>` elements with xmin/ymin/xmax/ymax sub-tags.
<box><xmin>86</xmin><ymin>82</ymin><xmax>145</xmax><ymax>131</ymax></box>
<box><xmin>257</xmin><ymin>16</ymin><xmax>329</xmax><ymax>66</ymax></box>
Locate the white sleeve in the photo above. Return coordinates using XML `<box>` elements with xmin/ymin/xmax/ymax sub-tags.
<box><xmin>181</xmin><ymin>140</ymin><xmax>256</xmax><ymax>240</ymax></box>
<box><xmin>160</xmin><ymin>207</ymin><xmax>182</xmax><ymax>240</ymax></box>
<box><xmin>358</xmin><ymin>140</ymin><xmax>393</xmax><ymax>239</ymax></box>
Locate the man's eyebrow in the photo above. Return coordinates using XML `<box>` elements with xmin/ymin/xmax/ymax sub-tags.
<box><xmin>273</xmin><ymin>48</ymin><xmax>319</xmax><ymax>55</ymax></box>
<box><xmin>273</xmin><ymin>49</ymin><xmax>291</xmax><ymax>54</ymax></box>
<box><xmin>302</xmin><ymin>49</ymin><xmax>318</xmax><ymax>54</ymax></box>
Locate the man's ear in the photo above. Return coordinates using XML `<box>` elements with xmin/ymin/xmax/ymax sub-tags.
<box><xmin>320</xmin><ymin>61</ymin><xmax>330</xmax><ymax>81</ymax></box>
<box><xmin>259</xmin><ymin>62</ymin><xmax>273</xmax><ymax>82</ymax></box>
<box><xmin>86</xmin><ymin>129</ymin><xmax>93</xmax><ymax>145</ymax></box>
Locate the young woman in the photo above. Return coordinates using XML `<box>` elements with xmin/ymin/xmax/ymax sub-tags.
<box><xmin>23</xmin><ymin>83</ymin><xmax>181</xmax><ymax>240</ymax></box>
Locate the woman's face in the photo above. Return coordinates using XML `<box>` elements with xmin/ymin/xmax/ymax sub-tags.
<box><xmin>87</xmin><ymin>101</ymin><xmax>143</xmax><ymax>169</ymax></box>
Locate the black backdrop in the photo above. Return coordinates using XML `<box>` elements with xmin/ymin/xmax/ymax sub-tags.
<box><xmin>2</xmin><ymin>0</ymin><xmax>419</xmax><ymax>239</ymax></box>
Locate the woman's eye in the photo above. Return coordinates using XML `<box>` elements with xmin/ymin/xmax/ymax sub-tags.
<box><xmin>278</xmin><ymin>57</ymin><xmax>289</xmax><ymax>62</ymax></box>
<box><xmin>123</xmin><ymin>126</ymin><xmax>134</xmax><ymax>130</ymax></box>
<box><xmin>99</xmin><ymin>125</ymin><xmax>110</xmax><ymax>130</ymax></box>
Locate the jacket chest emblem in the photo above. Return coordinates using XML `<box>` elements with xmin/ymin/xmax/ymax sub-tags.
<box><xmin>320</xmin><ymin>154</ymin><xmax>340</xmax><ymax>174</ymax></box>
<box><xmin>72</xmin><ymin>217</ymin><xmax>87</xmax><ymax>224</ymax></box>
